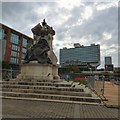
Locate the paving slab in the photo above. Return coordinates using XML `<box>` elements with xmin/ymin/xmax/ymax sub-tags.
<box><xmin>2</xmin><ymin>99</ymin><xmax>118</xmax><ymax>119</ymax></box>
<box><xmin>94</xmin><ymin>81</ymin><xmax>119</xmax><ymax>107</ymax></box>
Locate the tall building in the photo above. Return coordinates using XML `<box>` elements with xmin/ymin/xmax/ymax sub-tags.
<box><xmin>105</xmin><ymin>56</ymin><xmax>113</xmax><ymax>71</ymax></box>
<box><xmin>105</xmin><ymin>56</ymin><xmax>112</xmax><ymax>65</ymax></box>
<box><xmin>0</xmin><ymin>23</ymin><xmax>33</xmax><ymax>70</ymax></box>
<box><xmin>60</xmin><ymin>44</ymin><xmax>100</xmax><ymax>69</ymax></box>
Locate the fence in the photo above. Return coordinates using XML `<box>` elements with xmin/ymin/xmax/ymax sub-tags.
<box><xmin>59</xmin><ymin>73</ymin><xmax>105</xmax><ymax>95</ymax></box>
<box><xmin>1</xmin><ymin>69</ymin><xmax>20</xmax><ymax>80</ymax></box>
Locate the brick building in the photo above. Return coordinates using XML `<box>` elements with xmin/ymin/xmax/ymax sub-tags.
<box><xmin>0</xmin><ymin>23</ymin><xmax>33</xmax><ymax>70</ymax></box>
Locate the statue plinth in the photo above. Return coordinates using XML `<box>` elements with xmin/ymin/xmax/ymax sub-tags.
<box><xmin>17</xmin><ymin>63</ymin><xmax>59</xmax><ymax>80</ymax></box>
<box><xmin>18</xmin><ymin>63</ymin><xmax>53</xmax><ymax>80</ymax></box>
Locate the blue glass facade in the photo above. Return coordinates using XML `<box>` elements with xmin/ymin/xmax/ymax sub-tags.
<box><xmin>105</xmin><ymin>56</ymin><xmax>112</xmax><ymax>65</ymax></box>
<box><xmin>60</xmin><ymin>45</ymin><xmax>100</xmax><ymax>65</ymax></box>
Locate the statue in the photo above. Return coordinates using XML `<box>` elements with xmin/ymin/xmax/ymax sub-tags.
<box><xmin>18</xmin><ymin>19</ymin><xmax>59</xmax><ymax>80</ymax></box>
<box><xmin>24</xmin><ymin>19</ymin><xmax>55</xmax><ymax>64</ymax></box>
<box><xmin>24</xmin><ymin>38</ymin><xmax>52</xmax><ymax>64</ymax></box>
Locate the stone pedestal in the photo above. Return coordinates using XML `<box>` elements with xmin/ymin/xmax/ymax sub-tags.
<box><xmin>17</xmin><ymin>63</ymin><xmax>59</xmax><ymax>80</ymax></box>
<box><xmin>52</xmin><ymin>65</ymin><xmax>59</xmax><ymax>79</ymax></box>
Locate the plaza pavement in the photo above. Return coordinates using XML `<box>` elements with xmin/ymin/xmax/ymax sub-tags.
<box><xmin>94</xmin><ymin>81</ymin><xmax>119</xmax><ymax>107</ymax></box>
<box><xmin>103</xmin><ymin>82</ymin><xmax>119</xmax><ymax>107</ymax></box>
<box><xmin>2</xmin><ymin>99</ymin><xmax>118</xmax><ymax>119</ymax></box>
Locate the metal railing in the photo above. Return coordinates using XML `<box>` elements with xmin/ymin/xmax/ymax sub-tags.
<box><xmin>1</xmin><ymin>69</ymin><xmax>20</xmax><ymax>80</ymax></box>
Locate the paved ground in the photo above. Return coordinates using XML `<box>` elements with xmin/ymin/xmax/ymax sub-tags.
<box><xmin>103</xmin><ymin>82</ymin><xmax>119</xmax><ymax>106</ymax></box>
<box><xmin>94</xmin><ymin>81</ymin><xmax>119</xmax><ymax>106</ymax></box>
<box><xmin>2</xmin><ymin>99</ymin><xmax>118</xmax><ymax>119</ymax></box>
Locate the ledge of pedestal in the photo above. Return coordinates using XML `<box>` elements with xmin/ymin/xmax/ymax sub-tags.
<box><xmin>18</xmin><ymin>63</ymin><xmax>59</xmax><ymax>80</ymax></box>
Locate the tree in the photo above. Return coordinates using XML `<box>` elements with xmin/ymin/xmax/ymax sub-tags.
<box><xmin>67</xmin><ymin>65</ymin><xmax>81</xmax><ymax>73</ymax></box>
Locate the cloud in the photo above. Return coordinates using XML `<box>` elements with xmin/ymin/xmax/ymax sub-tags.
<box><xmin>57</xmin><ymin>0</ymin><xmax>81</xmax><ymax>10</ymax></box>
<box><xmin>96</xmin><ymin>2</ymin><xmax>118</xmax><ymax>11</ymax></box>
<box><xmin>81</xmin><ymin>6</ymin><xmax>93</xmax><ymax>20</ymax></box>
<box><xmin>1</xmin><ymin>1</ymin><xmax>119</xmax><ymax>68</ymax></box>
<box><xmin>102</xmin><ymin>32</ymin><xmax>112</xmax><ymax>40</ymax></box>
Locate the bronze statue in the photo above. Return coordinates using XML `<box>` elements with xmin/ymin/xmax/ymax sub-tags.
<box><xmin>24</xmin><ymin>19</ymin><xmax>54</xmax><ymax>64</ymax></box>
<box><xmin>24</xmin><ymin>38</ymin><xmax>52</xmax><ymax>64</ymax></box>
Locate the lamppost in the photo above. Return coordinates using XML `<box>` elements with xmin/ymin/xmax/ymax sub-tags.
<box><xmin>10</xmin><ymin>66</ymin><xmax>12</xmax><ymax>79</ymax></box>
<box><xmin>102</xmin><ymin>75</ymin><xmax>105</xmax><ymax>95</ymax></box>
<box><xmin>89</xmin><ymin>67</ymin><xmax>92</xmax><ymax>76</ymax></box>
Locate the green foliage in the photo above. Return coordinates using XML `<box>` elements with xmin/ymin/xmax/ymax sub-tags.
<box><xmin>58</xmin><ymin>67</ymin><xmax>69</xmax><ymax>74</ymax></box>
<box><xmin>73</xmin><ymin>80</ymin><xmax>87</xmax><ymax>85</ymax></box>
<box><xmin>59</xmin><ymin>65</ymin><xmax>82</xmax><ymax>74</ymax></box>
<box><xmin>67</xmin><ymin>65</ymin><xmax>81</xmax><ymax>73</ymax></box>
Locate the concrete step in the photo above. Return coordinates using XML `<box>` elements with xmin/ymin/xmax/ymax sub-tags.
<box><xmin>1</xmin><ymin>81</ymin><xmax>73</xmax><ymax>87</ymax></box>
<box><xmin>2</xmin><ymin>88</ymin><xmax>92</xmax><ymax>97</ymax></box>
<box><xmin>1</xmin><ymin>96</ymin><xmax>103</xmax><ymax>105</ymax></box>
<box><xmin>2</xmin><ymin>91</ymin><xmax>102</xmax><ymax>104</ymax></box>
<box><xmin>2</xmin><ymin>79</ymin><xmax>64</xmax><ymax>83</ymax></box>
<box><xmin>2</xmin><ymin>84</ymin><xmax>84</xmax><ymax>92</ymax></box>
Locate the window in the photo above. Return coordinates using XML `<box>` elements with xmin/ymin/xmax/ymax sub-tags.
<box><xmin>22</xmin><ymin>38</ymin><xmax>28</xmax><ymax>47</ymax></box>
<box><xmin>2</xmin><ymin>40</ymin><xmax>6</xmax><ymax>60</ymax></box>
<box><xmin>12</xmin><ymin>44</ymin><xmax>20</xmax><ymax>51</ymax></box>
<box><xmin>22</xmin><ymin>54</ymin><xmax>26</xmax><ymax>59</ymax></box>
<box><xmin>21</xmin><ymin>60</ymin><xmax>24</xmax><ymax>63</ymax></box>
<box><xmin>0</xmin><ymin>28</ymin><xmax>6</xmax><ymax>60</ymax></box>
<box><xmin>17</xmin><ymin>46</ymin><xmax>20</xmax><ymax>51</ymax></box>
<box><xmin>22</xmin><ymin>48</ymin><xmax>27</xmax><ymax>53</ymax></box>
<box><xmin>11</xmin><ymin>51</ymin><xmax>19</xmax><ymax>57</ymax></box>
<box><xmin>0</xmin><ymin>28</ymin><xmax>5</xmax><ymax>40</ymax></box>
<box><xmin>16</xmin><ymin>59</ymin><xmax>19</xmax><ymax>63</ymax></box>
<box><xmin>10</xmin><ymin>57</ymin><xmax>19</xmax><ymax>64</ymax></box>
<box><xmin>10</xmin><ymin>33</ymin><xmax>19</xmax><ymax>44</ymax></box>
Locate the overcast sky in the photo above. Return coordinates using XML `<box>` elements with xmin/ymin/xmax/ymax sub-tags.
<box><xmin>1</xmin><ymin>0</ymin><xmax>119</xmax><ymax>68</ymax></box>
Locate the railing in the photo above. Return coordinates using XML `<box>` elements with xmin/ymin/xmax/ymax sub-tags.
<box><xmin>1</xmin><ymin>69</ymin><xmax>20</xmax><ymax>80</ymax></box>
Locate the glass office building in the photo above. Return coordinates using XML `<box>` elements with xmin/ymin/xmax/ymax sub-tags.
<box><xmin>60</xmin><ymin>44</ymin><xmax>100</xmax><ymax>68</ymax></box>
<box><xmin>105</xmin><ymin>56</ymin><xmax>112</xmax><ymax>65</ymax></box>
<box><xmin>104</xmin><ymin>56</ymin><xmax>113</xmax><ymax>71</ymax></box>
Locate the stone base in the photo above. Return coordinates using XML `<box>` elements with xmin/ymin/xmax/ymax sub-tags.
<box><xmin>20</xmin><ymin>63</ymin><xmax>53</xmax><ymax>79</ymax></box>
<box><xmin>18</xmin><ymin>63</ymin><xmax>58</xmax><ymax>80</ymax></box>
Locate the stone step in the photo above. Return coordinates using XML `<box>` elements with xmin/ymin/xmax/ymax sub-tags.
<box><xmin>1</xmin><ymin>81</ymin><xmax>73</xmax><ymax>87</ymax></box>
<box><xmin>5</xmin><ymin>79</ymin><xmax>64</xmax><ymax>83</ymax></box>
<box><xmin>2</xmin><ymin>88</ymin><xmax>92</xmax><ymax>97</ymax></box>
<box><xmin>2</xmin><ymin>84</ymin><xmax>84</xmax><ymax>92</ymax></box>
<box><xmin>1</xmin><ymin>96</ymin><xmax>103</xmax><ymax>105</ymax></box>
<box><xmin>2</xmin><ymin>91</ymin><xmax>102</xmax><ymax>104</ymax></box>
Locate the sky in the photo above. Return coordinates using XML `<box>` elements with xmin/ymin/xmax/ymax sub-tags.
<box><xmin>0</xmin><ymin>0</ymin><xmax>119</xmax><ymax>68</ymax></box>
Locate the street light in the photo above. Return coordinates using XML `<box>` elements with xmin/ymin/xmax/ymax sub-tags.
<box><xmin>102</xmin><ymin>75</ymin><xmax>105</xmax><ymax>95</ymax></box>
<box><xmin>10</xmin><ymin>67</ymin><xmax>12</xmax><ymax>79</ymax></box>
<box><xmin>89</xmin><ymin>68</ymin><xmax>92</xmax><ymax>76</ymax></box>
